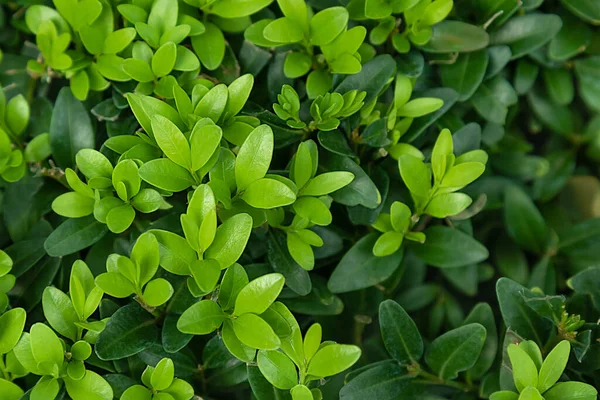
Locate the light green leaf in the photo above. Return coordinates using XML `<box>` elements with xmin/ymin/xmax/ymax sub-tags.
<box><xmin>309</xmin><ymin>7</ymin><xmax>348</xmax><ymax>46</ymax></box>
<box><xmin>235</xmin><ymin>125</ymin><xmax>273</xmax><ymax>191</ymax></box>
<box><xmin>508</xmin><ymin>343</ymin><xmax>539</xmax><ymax>392</ymax></box>
<box><xmin>232</xmin><ymin>313</ymin><xmax>281</xmax><ymax>350</ymax></box>
<box><xmin>257</xmin><ymin>350</ymin><xmax>298</xmax><ymax>389</ymax></box>
<box><xmin>42</xmin><ymin>287</ymin><xmax>78</xmax><ymax>341</ymax></box>
<box><xmin>152</xmin><ymin>115</ymin><xmax>191</xmax><ymax>169</ymax></box>
<box><xmin>537</xmin><ymin>340</ymin><xmax>570</xmax><ymax>393</ymax></box>
<box><xmin>0</xmin><ymin>308</ymin><xmax>26</xmax><ymax>354</ymax></box>
<box><xmin>242</xmin><ymin>178</ymin><xmax>296</xmax><ymax>209</ymax></box>
<box><xmin>177</xmin><ymin>300</ymin><xmax>226</xmax><ymax>334</ymax></box>
<box><xmin>234</xmin><ymin>273</ymin><xmax>285</xmax><ymax>315</ymax></box>
<box><xmin>307</xmin><ymin>344</ymin><xmax>361</xmax><ymax>377</ymax></box>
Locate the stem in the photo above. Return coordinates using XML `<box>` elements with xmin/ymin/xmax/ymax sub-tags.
<box><xmin>415</xmin><ymin>369</ymin><xmax>473</xmax><ymax>392</ymax></box>
<box><xmin>0</xmin><ymin>356</ymin><xmax>10</xmax><ymax>381</ymax></box>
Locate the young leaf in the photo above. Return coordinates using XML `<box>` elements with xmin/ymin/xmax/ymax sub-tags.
<box><xmin>537</xmin><ymin>341</ymin><xmax>570</xmax><ymax>393</ymax></box>
<box><xmin>307</xmin><ymin>344</ymin><xmax>361</xmax><ymax>377</ymax></box>
<box><xmin>177</xmin><ymin>300</ymin><xmax>226</xmax><ymax>335</ymax></box>
<box><xmin>235</xmin><ymin>125</ymin><xmax>274</xmax><ymax>191</ymax></box>
<box><xmin>234</xmin><ymin>273</ymin><xmax>285</xmax><ymax>316</ymax></box>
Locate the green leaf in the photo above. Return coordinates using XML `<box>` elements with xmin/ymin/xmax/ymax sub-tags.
<box><xmin>293</xmin><ymin>197</ymin><xmax>332</xmax><ymax>226</ymax></box>
<box><xmin>106</xmin><ymin>204</ymin><xmax>136</xmax><ymax>234</ymax></box>
<box><xmin>42</xmin><ymin>287</ymin><xmax>78</xmax><ymax>341</ymax></box>
<box><xmin>151</xmin><ymin>358</ymin><xmax>174</xmax><ymax>391</ymax></box>
<box><xmin>290</xmin><ymin>385</ymin><xmax>313</xmax><ymax>400</ymax></box>
<box><xmin>6</xmin><ymin>94</ymin><xmax>29</xmax><ymax>136</ymax></box>
<box><xmin>177</xmin><ymin>300</ymin><xmax>226</xmax><ymax>334</ymax></box>
<box><xmin>44</xmin><ymin>216</ymin><xmax>108</xmax><ymax>257</ymax></box>
<box><xmin>544</xmin><ymin>382</ymin><xmax>598</xmax><ymax>400</ymax></box>
<box><xmin>122</xmin><ymin>59</ymin><xmax>155</xmax><ymax>83</ymax></box>
<box><xmin>125</xmin><ymin>92</ymin><xmax>183</xmax><ymax>139</ymax></box>
<box><xmin>504</xmin><ymin>185</ymin><xmax>549</xmax><ymax>254</ymax></box>
<box><xmin>537</xmin><ymin>340</ymin><xmax>570</xmax><ymax>393</ymax></box>
<box><xmin>235</xmin><ymin>125</ymin><xmax>273</xmax><ymax>191</ymax></box>
<box><xmin>113</xmin><ymin>160</ymin><xmax>141</xmax><ymax>200</ymax></box>
<box><xmin>194</xmin><ymin>84</ymin><xmax>228</xmax><ymax>122</ymax></box>
<box><xmin>218</xmin><ymin>264</ymin><xmax>249</xmax><ymax>311</ymax></box>
<box><xmin>425</xmin><ymin>323</ymin><xmax>487</xmax><ymax>380</ymax></box>
<box><xmin>232</xmin><ymin>313</ymin><xmax>281</xmax><ymax>350</ymax></box>
<box><xmin>335</xmin><ymin>55</ymin><xmax>396</xmax><ymax>104</ymax></box>
<box><xmin>306</xmin><ymin>70</ymin><xmax>333</xmax><ymax>99</ymax></box>
<box><xmin>190</xmin><ymin>259</ymin><xmax>220</xmax><ymax>293</ymax></box>
<box><xmin>419</xmin><ymin>21</ymin><xmax>489</xmax><ymax>53</ymax></box>
<box><xmin>440</xmin><ymin>50</ymin><xmax>489</xmax><ymax>102</ymax></box>
<box><xmin>76</xmin><ymin>148</ymin><xmax>113</xmax><ymax>179</ymax></box>
<box><xmin>299</xmin><ymin>172</ymin><xmax>354</xmax><ymax>197</ymax></box>
<box><xmin>303</xmin><ymin>323</ymin><xmax>321</xmax><ymax>361</ymax></box>
<box><xmin>496</xmin><ymin>278</ymin><xmax>552</xmax><ymax>346</ymax></box>
<box><xmin>264</xmin><ymin>17</ymin><xmax>303</xmax><ymax>43</ymax></box>
<box><xmin>95</xmin><ymin>272</ymin><xmax>135</xmax><ymax>298</ymax></box>
<box><xmin>151</xmin><ymin>42</ymin><xmax>177</xmax><ymax>77</ymax></box>
<box><xmin>372</xmin><ymin>231</ymin><xmax>403</xmax><ymax>257</ymax></box>
<box><xmin>223</xmin><ymin>74</ymin><xmax>254</xmax><ymax>121</ymax></box>
<box><xmin>339</xmin><ymin>361</ymin><xmax>411</xmax><ymax>400</ymax></box>
<box><xmin>507</xmin><ymin>343</ymin><xmax>538</xmax><ymax>391</ymax></box>
<box><xmin>234</xmin><ymin>273</ymin><xmax>285</xmax><ymax>316</ymax></box>
<box><xmin>142</xmin><ymin>278</ymin><xmax>174</xmax><ymax>307</ymax></box>
<box><xmin>191</xmin><ymin>22</ymin><xmax>225</xmax><ymax>70</ymax></box>
<box><xmin>210</xmin><ymin>0</ymin><xmax>272</xmax><ymax>18</ymax></box>
<box><xmin>398</xmin><ymin>154</ymin><xmax>431</xmax><ymax>197</ymax></box>
<box><xmin>152</xmin><ymin>115</ymin><xmax>191</xmax><ymax>169</ymax></box>
<box><xmin>490</xmin><ymin>391</ymin><xmax>519</xmax><ymax>400</ymax></box>
<box><xmin>463</xmin><ymin>303</ymin><xmax>498</xmax><ymax>379</ymax></box>
<box><xmin>150</xmin><ymin>230</ymin><xmax>196</xmax><ymax>275</ymax></box>
<box><xmin>51</xmin><ymin>192</ymin><xmax>95</xmax><ymax>218</ymax></box>
<box><xmin>410</xmin><ymin>226</ymin><xmax>488</xmax><ymax>268</ymax></box>
<box><xmin>397</xmin><ymin>98</ymin><xmax>444</xmax><ymax>117</ymax></box>
<box><xmin>307</xmin><ymin>344</ymin><xmax>361</xmax><ymax>377</ymax></box>
<box><xmin>518</xmin><ymin>387</ymin><xmax>543</xmax><ymax>400</ymax></box>
<box><xmin>379</xmin><ymin>300</ymin><xmax>423</xmax><ymax>363</ymax></box>
<box><xmin>95</xmin><ymin>303</ymin><xmax>157</xmax><ymax>360</ymax></box>
<box><xmin>64</xmin><ymin>370</ymin><xmax>113</xmax><ymax>400</ymax></box>
<box><xmin>242</xmin><ymin>178</ymin><xmax>296</xmax><ymax>209</ymax></box>
<box><xmin>121</xmin><ymin>385</ymin><xmax>152</xmax><ymax>400</ymax></box>
<box><xmin>284</xmin><ymin>52</ymin><xmax>312</xmax><ymax>78</ymax></box>
<box><xmin>310</xmin><ymin>7</ymin><xmax>348</xmax><ymax>46</ymax></box>
<box><xmin>223</xmin><ymin>320</ymin><xmax>256</xmax><ymax>362</ymax></box>
<box><xmin>0</xmin><ymin>378</ymin><xmax>24</xmax><ymax>400</ymax></box>
<box><xmin>30</xmin><ymin>322</ymin><xmax>64</xmax><ymax>367</ymax></box>
<box><xmin>328</xmin><ymin>233</ymin><xmax>404</xmax><ymax>293</ymax></box>
<box><xmin>490</xmin><ymin>14</ymin><xmax>563</xmax><ymax>59</ymax></box>
<box><xmin>322</xmin><ymin>153</ymin><xmax>380</xmax><ymax>208</ymax></box>
<box><xmin>267</xmin><ymin>230</ymin><xmax>312</xmax><ymax>296</ymax></box>
<box><xmin>139</xmin><ymin>159</ymin><xmax>195</xmax><ymax>192</ymax></box>
<box><xmin>103</xmin><ymin>27</ymin><xmax>137</xmax><ymax>54</ymax></box>
<box><xmin>425</xmin><ymin>193</ymin><xmax>473</xmax><ymax>218</ymax></box>
<box><xmin>50</xmin><ymin>88</ymin><xmax>95</xmax><ymax>168</ymax></box>
<box><xmin>0</xmin><ymin>308</ymin><xmax>26</xmax><ymax>354</ymax></box>
<box><xmin>257</xmin><ymin>350</ymin><xmax>297</xmax><ymax>390</ymax></box>
<box><xmin>441</xmin><ymin>162</ymin><xmax>485</xmax><ymax>188</ymax></box>
<box><xmin>561</xmin><ymin>0</ymin><xmax>600</xmax><ymax>25</ymax></box>
<box><xmin>205</xmin><ymin>213</ymin><xmax>253</xmax><ymax>269</ymax></box>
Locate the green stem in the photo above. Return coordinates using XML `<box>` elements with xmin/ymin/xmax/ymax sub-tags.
<box><xmin>415</xmin><ymin>369</ymin><xmax>473</xmax><ymax>392</ymax></box>
<box><xmin>0</xmin><ymin>356</ymin><xmax>10</xmax><ymax>381</ymax></box>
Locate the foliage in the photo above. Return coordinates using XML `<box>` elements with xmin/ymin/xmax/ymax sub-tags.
<box><xmin>1</xmin><ymin>0</ymin><xmax>600</xmax><ymax>399</ymax></box>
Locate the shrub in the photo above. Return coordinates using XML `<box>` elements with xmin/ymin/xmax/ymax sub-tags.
<box><xmin>0</xmin><ymin>0</ymin><xmax>599</xmax><ymax>399</ymax></box>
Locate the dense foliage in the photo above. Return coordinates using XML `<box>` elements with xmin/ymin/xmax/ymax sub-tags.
<box><xmin>0</xmin><ymin>0</ymin><xmax>599</xmax><ymax>399</ymax></box>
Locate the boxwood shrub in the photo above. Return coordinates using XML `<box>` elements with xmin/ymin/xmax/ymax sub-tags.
<box><xmin>0</xmin><ymin>0</ymin><xmax>599</xmax><ymax>399</ymax></box>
